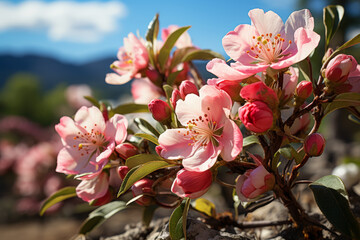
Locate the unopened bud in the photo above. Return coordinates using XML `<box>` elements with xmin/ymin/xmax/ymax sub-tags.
<box><xmin>90</xmin><ymin>189</ymin><xmax>113</xmax><ymax>206</ymax></box>
<box><xmin>117</xmin><ymin>166</ymin><xmax>129</xmax><ymax>180</ymax></box>
<box><xmin>296</xmin><ymin>81</ymin><xmax>313</xmax><ymax>99</ymax></box>
<box><xmin>171</xmin><ymin>89</ymin><xmax>181</xmax><ymax>109</ymax></box>
<box><xmin>116</xmin><ymin>143</ymin><xmax>139</xmax><ymax>160</ymax></box>
<box><xmin>145</xmin><ymin>69</ymin><xmax>162</xmax><ymax>86</ymax></box>
<box><xmin>148</xmin><ymin>99</ymin><xmax>172</xmax><ymax>123</ymax></box>
<box><xmin>131</xmin><ymin>178</ymin><xmax>154</xmax><ymax>206</ymax></box>
<box><xmin>304</xmin><ymin>133</ymin><xmax>325</xmax><ymax>156</ymax></box>
<box><xmin>215</xmin><ymin>80</ymin><xmax>242</xmax><ymax>102</ymax></box>
<box><xmin>179</xmin><ymin>80</ymin><xmax>198</xmax><ymax>99</ymax></box>
<box><xmin>325</xmin><ymin>54</ymin><xmax>357</xmax><ymax>83</ymax></box>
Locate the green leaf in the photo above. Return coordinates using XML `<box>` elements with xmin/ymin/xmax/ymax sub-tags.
<box><xmin>193</xmin><ymin>198</ymin><xmax>216</xmax><ymax>217</ymax></box>
<box><xmin>134</xmin><ymin>133</ymin><xmax>159</xmax><ymax>145</ymax></box>
<box><xmin>145</xmin><ymin>14</ymin><xmax>159</xmax><ymax>44</ymax></box>
<box><xmin>118</xmin><ymin>161</ymin><xmax>173</xmax><ymax>197</ymax></box>
<box><xmin>348</xmin><ymin>114</ymin><xmax>360</xmax><ymax>125</ymax></box>
<box><xmin>111</xmin><ymin>103</ymin><xmax>149</xmax><ymax>116</ymax></box>
<box><xmin>309</xmin><ymin>175</ymin><xmax>360</xmax><ymax>239</ymax></box>
<box><xmin>181</xmin><ymin>49</ymin><xmax>224</xmax><ymax>62</ymax></box>
<box><xmin>297</xmin><ymin>59</ymin><xmax>312</xmax><ymax>82</ymax></box>
<box><xmin>243</xmin><ymin>135</ymin><xmax>260</xmax><ymax>147</ymax></box>
<box><xmin>272</xmin><ymin>145</ymin><xmax>303</xmax><ymax>170</ymax></box>
<box><xmin>158</xmin><ymin>26</ymin><xmax>191</xmax><ymax>71</ymax></box>
<box><xmin>335</xmin><ymin>33</ymin><xmax>360</xmax><ymax>53</ymax></box>
<box><xmin>125</xmin><ymin>153</ymin><xmax>164</xmax><ymax>169</ymax></box>
<box><xmin>134</xmin><ymin>118</ymin><xmax>160</xmax><ymax>137</ymax></box>
<box><xmin>143</xmin><ymin>205</ymin><xmax>158</xmax><ymax>227</ymax></box>
<box><xmin>40</xmin><ymin>186</ymin><xmax>77</xmax><ymax>216</ymax></box>
<box><xmin>169</xmin><ymin>198</ymin><xmax>190</xmax><ymax>240</ymax></box>
<box><xmin>323</xmin><ymin>92</ymin><xmax>360</xmax><ymax>116</ymax></box>
<box><xmin>170</xmin><ymin>47</ymin><xmax>198</xmax><ymax>70</ymax></box>
<box><xmin>167</xmin><ymin>70</ymin><xmax>183</xmax><ymax>86</ymax></box>
<box><xmin>323</xmin><ymin>5</ymin><xmax>344</xmax><ymax>49</ymax></box>
<box><xmin>84</xmin><ymin>96</ymin><xmax>100</xmax><ymax>108</ymax></box>
<box><xmin>79</xmin><ymin>201</ymin><xmax>127</xmax><ymax>235</ymax></box>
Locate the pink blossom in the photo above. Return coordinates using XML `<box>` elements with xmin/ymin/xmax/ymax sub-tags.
<box><xmin>239</xmin><ymin>101</ymin><xmax>274</xmax><ymax>133</ymax></box>
<box><xmin>105</xmin><ymin>33</ymin><xmax>149</xmax><ymax>85</ymax></box>
<box><xmin>162</xmin><ymin>25</ymin><xmax>193</xmax><ymax>49</ymax></box>
<box><xmin>236</xmin><ymin>164</ymin><xmax>275</xmax><ymax>202</ymax></box>
<box><xmin>206</xmin><ymin>58</ymin><xmax>255</xmax><ymax>82</ymax></box>
<box><xmin>325</xmin><ymin>54</ymin><xmax>357</xmax><ymax>83</ymax></box>
<box><xmin>171</xmin><ymin>89</ymin><xmax>182</xmax><ymax>109</ymax></box>
<box><xmin>131</xmin><ymin>78</ymin><xmax>163</xmax><ymax>104</ymax></box>
<box><xmin>222</xmin><ymin>9</ymin><xmax>320</xmax><ymax>74</ymax></box>
<box><xmin>240</xmin><ymin>81</ymin><xmax>279</xmax><ymax>108</ymax></box>
<box><xmin>157</xmin><ymin>85</ymin><xmax>243</xmax><ymax>172</ymax></box>
<box><xmin>171</xmin><ymin>169</ymin><xmax>212</xmax><ymax>199</ymax></box>
<box><xmin>55</xmin><ymin>106</ymin><xmax>128</xmax><ymax>179</ymax></box>
<box><xmin>115</xmin><ymin>143</ymin><xmax>139</xmax><ymax>160</ymax></box>
<box><xmin>76</xmin><ymin>172</ymin><xmax>109</xmax><ymax>203</ymax></box>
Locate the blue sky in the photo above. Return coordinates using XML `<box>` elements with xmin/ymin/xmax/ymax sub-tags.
<box><xmin>0</xmin><ymin>0</ymin><xmax>305</xmax><ymax>64</ymax></box>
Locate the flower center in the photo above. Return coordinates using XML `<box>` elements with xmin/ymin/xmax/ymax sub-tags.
<box><xmin>72</xmin><ymin>124</ymin><xmax>107</xmax><ymax>157</ymax></box>
<box><xmin>246</xmin><ymin>33</ymin><xmax>292</xmax><ymax>64</ymax></box>
<box><xmin>182</xmin><ymin>111</ymin><xmax>223</xmax><ymax>148</ymax></box>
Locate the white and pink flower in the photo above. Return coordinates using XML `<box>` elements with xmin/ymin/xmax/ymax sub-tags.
<box><xmin>106</xmin><ymin>33</ymin><xmax>149</xmax><ymax>85</ymax></box>
<box><xmin>156</xmin><ymin>85</ymin><xmax>243</xmax><ymax>172</ymax></box>
<box><xmin>55</xmin><ymin>106</ymin><xmax>128</xmax><ymax>179</ymax></box>
<box><xmin>222</xmin><ymin>9</ymin><xmax>320</xmax><ymax>74</ymax></box>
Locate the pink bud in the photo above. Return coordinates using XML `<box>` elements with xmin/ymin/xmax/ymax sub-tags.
<box><xmin>171</xmin><ymin>169</ymin><xmax>212</xmax><ymax>199</ymax></box>
<box><xmin>236</xmin><ymin>165</ymin><xmax>275</xmax><ymax>201</ymax></box>
<box><xmin>115</xmin><ymin>143</ymin><xmax>139</xmax><ymax>160</ymax></box>
<box><xmin>117</xmin><ymin>166</ymin><xmax>129</xmax><ymax>180</ymax></box>
<box><xmin>91</xmin><ymin>189</ymin><xmax>113</xmax><ymax>206</ymax></box>
<box><xmin>325</xmin><ymin>54</ymin><xmax>358</xmax><ymax>83</ymax></box>
<box><xmin>179</xmin><ymin>80</ymin><xmax>199</xmax><ymax>99</ymax></box>
<box><xmin>239</xmin><ymin>101</ymin><xmax>273</xmax><ymax>133</ymax></box>
<box><xmin>145</xmin><ymin>69</ymin><xmax>161</xmax><ymax>85</ymax></box>
<box><xmin>171</xmin><ymin>89</ymin><xmax>181</xmax><ymax>109</ymax></box>
<box><xmin>240</xmin><ymin>81</ymin><xmax>279</xmax><ymax>109</ymax></box>
<box><xmin>208</xmin><ymin>79</ymin><xmax>242</xmax><ymax>102</ymax></box>
<box><xmin>131</xmin><ymin>178</ymin><xmax>154</xmax><ymax>206</ymax></box>
<box><xmin>304</xmin><ymin>133</ymin><xmax>326</xmax><ymax>156</ymax></box>
<box><xmin>296</xmin><ymin>81</ymin><xmax>313</xmax><ymax>99</ymax></box>
<box><xmin>148</xmin><ymin>99</ymin><xmax>172</xmax><ymax>123</ymax></box>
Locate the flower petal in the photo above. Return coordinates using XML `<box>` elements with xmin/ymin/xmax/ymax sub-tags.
<box><xmin>157</xmin><ymin>129</ymin><xmax>193</xmax><ymax>160</ymax></box>
<box><xmin>182</xmin><ymin>143</ymin><xmax>220</xmax><ymax>172</ymax></box>
<box><xmin>206</xmin><ymin>58</ymin><xmax>253</xmax><ymax>81</ymax></box>
<box><xmin>105</xmin><ymin>72</ymin><xmax>133</xmax><ymax>85</ymax></box>
<box><xmin>248</xmin><ymin>9</ymin><xmax>284</xmax><ymax>36</ymax></box>
<box><xmin>219</xmin><ymin>120</ymin><xmax>243</xmax><ymax>161</ymax></box>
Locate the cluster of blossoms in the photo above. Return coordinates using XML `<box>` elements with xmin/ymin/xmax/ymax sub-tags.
<box><xmin>48</xmin><ymin>7</ymin><xmax>360</xmax><ymax>239</ymax></box>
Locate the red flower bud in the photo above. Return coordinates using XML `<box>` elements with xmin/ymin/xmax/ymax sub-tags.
<box><xmin>211</xmin><ymin>79</ymin><xmax>242</xmax><ymax>102</ymax></box>
<box><xmin>148</xmin><ymin>99</ymin><xmax>172</xmax><ymax>123</ymax></box>
<box><xmin>171</xmin><ymin>89</ymin><xmax>181</xmax><ymax>109</ymax></box>
<box><xmin>304</xmin><ymin>133</ymin><xmax>325</xmax><ymax>156</ymax></box>
<box><xmin>325</xmin><ymin>54</ymin><xmax>357</xmax><ymax>83</ymax></box>
<box><xmin>239</xmin><ymin>101</ymin><xmax>273</xmax><ymax>133</ymax></box>
<box><xmin>115</xmin><ymin>143</ymin><xmax>139</xmax><ymax>160</ymax></box>
<box><xmin>296</xmin><ymin>81</ymin><xmax>313</xmax><ymax>99</ymax></box>
<box><xmin>131</xmin><ymin>178</ymin><xmax>154</xmax><ymax>206</ymax></box>
<box><xmin>91</xmin><ymin>189</ymin><xmax>113</xmax><ymax>206</ymax></box>
<box><xmin>179</xmin><ymin>80</ymin><xmax>199</xmax><ymax>99</ymax></box>
<box><xmin>117</xmin><ymin>166</ymin><xmax>129</xmax><ymax>180</ymax></box>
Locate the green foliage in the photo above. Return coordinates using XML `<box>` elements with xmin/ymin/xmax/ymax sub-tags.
<box><xmin>118</xmin><ymin>161</ymin><xmax>174</xmax><ymax>197</ymax></box>
<box><xmin>125</xmin><ymin>153</ymin><xmax>163</xmax><ymax>169</ymax></box>
<box><xmin>309</xmin><ymin>175</ymin><xmax>360</xmax><ymax>239</ymax></box>
<box><xmin>323</xmin><ymin>5</ymin><xmax>344</xmax><ymax>49</ymax></box>
<box><xmin>134</xmin><ymin>118</ymin><xmax>161</xmax><ymax>137</ymax></box>
<box><xmin>40</xmin><ymin>186</ymin><xmax>77</xmax><ymax>216</ymax></box>
<box><xmin>323</xmin><ymin>92</ymin><xmax>360</xmax><ymax>116</ymax></box>
<box><xmin>169</xmin><ymin>198</ymin><xmax>190</xmax><ymax>240</ymax></box>
<box><xmin>110</xmin><ymin>103</ymin><xmax>149</xmax><ymax>116</ymax></box>
<box><xmin>79</xmin><ymin>201</ymin><xmax>127</xmax><ymax>235</ymax></box>
<box><xmin>242</xmin><ymin>135</ymin><xmax>260</xmax><ymax>148</ymax></box>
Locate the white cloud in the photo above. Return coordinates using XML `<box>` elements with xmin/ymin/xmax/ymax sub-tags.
<box><xmin>0</xmin><ymin>1</ymin><xmax>127</xmax><ymax>43</ymax></box>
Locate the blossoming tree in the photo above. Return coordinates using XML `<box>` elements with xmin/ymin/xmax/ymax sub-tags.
<box><xmin>41</xmin><ymin>6</ymin><xmax>360</xmax><ymax>240</ymax></box>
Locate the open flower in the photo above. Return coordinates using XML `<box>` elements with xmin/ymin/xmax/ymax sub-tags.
<box><xmin>106</xmin><ymin>33</ymin><xmax>149</xmax><ymax>85</ymax></box>
<box><xmin>76</xmin><ymin>171</ymin><xmax>109</xmax><ymax>203</ymax></box>
<box><xmin>157</xmin><ymin>85</ymin><xmax>243</xmax><ymax>172</ymax></box>
<box><xmin>55</xmin><ymin>106</ymin><xmax>128</xmax><ymax>179</ymax></box>
<box><xmin>222</xmin><ymin>9</ymin><xmax>320</xmax><ymax>74</ymax></box>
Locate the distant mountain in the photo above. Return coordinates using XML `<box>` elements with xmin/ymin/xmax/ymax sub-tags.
<box><xmin>0</xmin><ymin>54</ymin><xmax>213</xmax><ymax>99</ymax></box>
